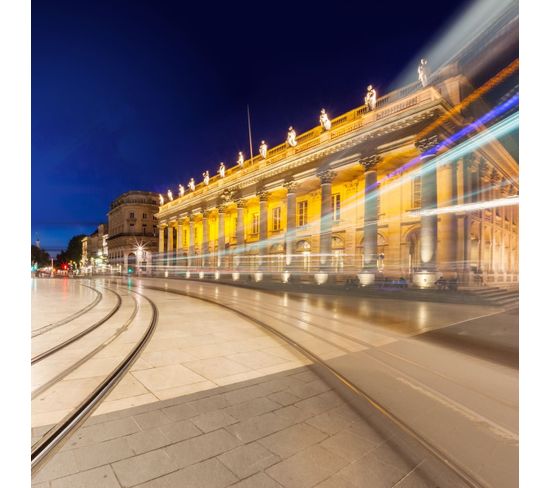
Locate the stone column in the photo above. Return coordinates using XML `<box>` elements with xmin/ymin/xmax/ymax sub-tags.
<box><xmin>217</xmin><ymin>204</ymin><xmax>226</xmax><ymax>268</ymax></box>
<box><xmin>235</xmin><ymin>199</ymin><xmax>246</xmax><ymax>268</ymax></box>
<box><xmin>358</xmin><ymin>156</ymin><xmax>380</xmax><ymax>285</ymax></box>
<box><xmin>158</xmin><ymin>223</ymin><xmax>165</xmax><ymax>254</ymax></box>
<box><xmin>258</xmin><ymin>190</ymin><xmax>269</xmax><ymax>269</ymax></box>
<box><xmin>188</xmin><ymin>216</ymin><xmax>195</xmax><ymax>267</ymax></box>
<box><xmin>176</xmin><ymin>219</ymin><xmax>184</xmax><ymax>253</ymax></box>
<box><xmin>283</xmin><ymin>181</ymin><xmax>298</xmax><ymax>268</ymax></box>
<box><xmin>479</xmin><ymin>160</ymin><xmax>492</xmax><ymax>276</ymax></box>
<box><xmin>438</xmin><ymin>160</ymin><xmax>458</xmax><ymax>277</ymax></box>
<box><xmin>413</xmin><ymin>136</ymin><xmax>439</xmax><ymax>287</ymax></box>
<box><xmin>462</xmin><ymin>157</ymin><xmax>477</xmax><ymax>283</ymax></box>
<box><xmin>317</xmin><ymin>170</ymin><xmax>336</xmax><ymax>271</ymax></box>
<box><xmin>167</xmin><ymin>223</ymin><xmax>174</xmax><ymax>267</ymax></box>
<box><xmin>201</xmin><ymin>209</ymin><xmax>210</xmax><ymax>268</ymax></box>
<box><xmin>490</xmin><ymin>170</ymin><xmax>501</xmax><ymax>276</ymax></box>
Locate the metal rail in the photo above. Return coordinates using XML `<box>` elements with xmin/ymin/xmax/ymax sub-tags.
<box><xmin>30</xmin><ymin>287</ymin><xmax>122</xmax><ymax>365</ymax></box>
<box><xmin>32</xmin><ymin>282</ymin><xmax>103</xmax><ymax>338</ymax></box>
<box><xmin>31</xmin><ymin>292</ymin><xmax>140</xmax><ymax>400</ymax></box>
<box><xmin>134</xmin><ymin>280</ymin><xmax>483</xmax><ymax>488</ymax></box>
<box><xmin>31</xmin><ymin>288</ymin><xmax>158</xmax><ymax>475</ymax></box>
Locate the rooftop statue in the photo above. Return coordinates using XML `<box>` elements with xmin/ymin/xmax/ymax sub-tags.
<box><xmin>159</xmin><ymin>193</ymin><xmax>164</xmax><ymax>205</ymax></box>
<box><xmin>218</xmin><ymin>162</ymin><xmax>226</xmax><ymax>178</ymax></box>
<box><xmin>418</xmin><ymin>58</ymin><xmax>429</xmax><ymax>88</ymax></box>
<box><xmin>365</xmin><ymin>85</ymin><xmax>377</xmax><ymax>111</ymax></box>
<box><xmin>203</xmin><ymin>170</ymin><xmax>210</xmax><ymax>185</ymax></box>
<box><xmin>237</xmin><ymin>151</ymin><xmax>245</xmax><ymax>167</ymax></box>
<box><xmin>259</xmin><ymin>140</ymin><xmax>268</xmax><ymax>159</ymax></box>
<box><xmin>287</xmin><ymin>126</ymin><xmax>298</xmax><ymax>147</ymax></box>
<box><xmin>188</xmin><ymin>178</ymin><xmax>195</xmax><ymax>191</ymax></box>
<box><xmin>167</xmin><ymin>189</ymin><xmax>173</xmax><ymax>201</ymax></box>
<box><xmin>319</xmin><ymin>109</ymin><xmax>331</xmax><ymax>131</ymax></box>
<box><xmin>178</xmin><ymin>184</ymin><xmax>185</xmax><ymax>197</ymax></box>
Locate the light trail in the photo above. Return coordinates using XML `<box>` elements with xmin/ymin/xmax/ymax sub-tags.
<box><xmin>409</xmin><ymin>196</ymin><xmax>519</xmax><ymax>217</ymax></box>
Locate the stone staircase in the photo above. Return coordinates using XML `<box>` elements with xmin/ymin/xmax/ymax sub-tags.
<box><xmin>464</xmin><ymin>285</ymin><xmax>519</xmax><ymax>310</ymax></box>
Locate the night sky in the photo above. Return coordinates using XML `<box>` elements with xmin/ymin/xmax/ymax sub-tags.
<box><xmin>32</xmin><ymin>0</ymin><xmax>470</xmax><ymax>255</ymax></box>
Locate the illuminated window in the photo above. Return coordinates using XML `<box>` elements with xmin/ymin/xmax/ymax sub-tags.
<box><xmin>251</xmin><ymin>213</ymin><xmax>259</xmax><ymax>234</ymax></box>
<box><xmin>272</xmin><ymin>207</ymin><xmax>281</xmax><ymax>231</ymax></box>
<box><xmin>411</xmin><ymin>176</ymin><xmax>422</xmax><ymax>208</ymax></box>
<box><xmin>331</xmin><ymin>194</ymin><xmax>341</xmax><ymax>221</ymax></box>
<box><xmin>298</xmin><ymin>201</ymin><xmax>308</xmax><ymax>226</ymax></box>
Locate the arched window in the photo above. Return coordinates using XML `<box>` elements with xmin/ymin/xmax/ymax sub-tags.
<box><xmin>296</xmin><ymin>240</ymin><xmax>311</xmax><ymax>272</ymax></box>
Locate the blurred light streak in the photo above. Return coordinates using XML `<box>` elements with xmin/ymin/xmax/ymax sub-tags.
<box><xmin>409</xmin><ymin>195</ymin><xmax>518</xmax><ymax>217</ymax></box>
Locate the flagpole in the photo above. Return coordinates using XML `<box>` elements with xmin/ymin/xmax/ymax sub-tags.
<box><xmin>247</xmin><ymin>104</ymin><xmax>254</xmax><ymax>164</ymax></box>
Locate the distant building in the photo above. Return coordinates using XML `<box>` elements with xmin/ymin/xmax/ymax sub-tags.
<box><xmin>107</xmin><ymin>191</ymin><xmax>160</xmax><ymax>274</ymax></box>
<box><xmin>81</xmin><ymin>223</ymin><xmax>108</xmax><ymax>273</ymax></box>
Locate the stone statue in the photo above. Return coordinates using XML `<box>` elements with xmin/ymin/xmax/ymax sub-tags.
<box><xmin>188</xmin><ymin>178</ymin><xmax>195</xmax><ymax>191</ymax></box>
<box><xmin>237</xmin><ymin>151</ymin><xmax>245</xmax><ymax>167</ymax></box>
<box><xmin>218</xmin><ymin>162</ymin><xmax>226</xmax><ymax>178</ymax></box>
<box><xmin>365</xmin><ymin>85</ymin><xmax>377</xmax><ymax>111</ymax></box>
<box><xmin>287</xmin><ymin>126</ymin><xmax>298</xmax><ymax>147</ymax></box>
<box><xmin>159</xmin><ymin>193</ymin><xmax>164</xmax><ymax>205</ymax></box>
<box><xmin>203</xmin><ymin>170</ymin><xmax>210</xmax><ymax>185</ymax></box>
<box><xmin>167</xmin><ymin>189</ymin><xmax>173</xmax><ymax>201</ymax></box>
<box><xmin>259</xmin><ymin>140</ymin><xmax>268</xmax><ymax>159</ymax></box>
<box><xmin>418</xmin><ymin>58</ymin><xmax>429</xmax><ymax>87</ymax></box>
<box><xmin>178</xmin><ymin>184</ymin><xmax>185</xmax><ymax>197</ymax></box>
<box><xmin>319</xmin><ymin>109</ymin><xmax>331</xmax><ymax>131</ymax></box>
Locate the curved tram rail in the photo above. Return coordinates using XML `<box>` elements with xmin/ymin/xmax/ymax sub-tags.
<box><xmin>31</xmin><ymin>288</ymin><xmax>158</xmax><ymax>475</ymax></box>
<box><xmin>31</xmin><ymin>292</ymin><xmax>140</xmax><ymax>400</ymax></box>
<box><xmin>128</xmin><ymin>279</ymin><xmax>483</xmax><ymax>488</ymax></box>
<box><xmin>32</xmin><ymin>282</ymin><xmax>104</xmax><ymax>338</ymax></box>
<box><xmin>31</xmin><ymin>286</ymin><xmax>123</xmax><ymax>365</ymax></box>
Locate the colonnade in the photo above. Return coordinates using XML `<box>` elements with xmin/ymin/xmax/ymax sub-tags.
<box><xmin>156</xmin><ymin>138</ymin><xmax>518</xmax><ymax>287</ymax></box>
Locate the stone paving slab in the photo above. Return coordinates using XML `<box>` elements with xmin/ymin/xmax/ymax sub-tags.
<box><xmin>32</xmin><ymin>366</ymin><xmax>466</xmax><ymax>488</ymax></box>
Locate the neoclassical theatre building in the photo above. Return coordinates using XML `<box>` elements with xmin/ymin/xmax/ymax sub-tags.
<box><xmin>155</xmin><ymin>64</ymin><xmax>518</xmax><ymax>288</ymax></box>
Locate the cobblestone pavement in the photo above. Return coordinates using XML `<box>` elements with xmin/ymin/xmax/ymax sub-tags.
<box><xmin>32</xmin><ymin>366</ymin><xmax>458</xmax><ymax>488</ymax></box>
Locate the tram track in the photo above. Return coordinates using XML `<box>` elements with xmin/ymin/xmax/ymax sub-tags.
<box><xmin>32</xmin><ymin>282</ymin><xmax>103</xmax><ymax>338</ymax></box>
<box><xmin>123</xmin><ymin>278</ymin><xmax>484</xmax><ymax>488</ymax></box>
<box><xmin>31</xmin><ymin>287</ymin><xmax>158</xmax><ymax>475</ymax></box>
<box><xmin>31</xmin><ymin>292</ymin><xmax>140</xmax><ymax>400</ymax></box>
<box><xmin>31</xmin><ymin>286</ymin><xmax>123</xmax><ymax>365</ymax></box>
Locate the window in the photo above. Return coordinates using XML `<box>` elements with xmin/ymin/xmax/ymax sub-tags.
<box><xmin>251</xmin><ymin>213</ymin><xmax>259</xmax><ymax>234</ymax></box>
<box><xmin>272</xmin><ymin>207</ymin><xmax>281</xmax><ymax>231</ymax></box>
<box><xmin>298</xmin><ymin>201</ymin><xmax>308</xmax><ymax>226</ymax></box>
<box><xmin>331</xmin><ymin>194</ymin><xmax>341</xmax><ymax>221</ymax></box>
<box><xmin>142</xmin><ymin>224</ymin><xmax>147</xmax><ymax>232</ymax></box>
<box><xmin>129</xmin><ymin>212</ymin><xmax>135</xmax><ymax>218</ymax></box>
<box><xmin>143</xmin><ymin>213</ymin><xmax>147</xmax><ymax>219</ymax></box>
<box><xmin>129</xmin><ymin>223</ymin><xmax>135</xmax><ymax>233</ymax></box>
<box><xmin>411</xmin><ymin>176</ymin><xmax>422</xmax><ymax>208</ymax></box>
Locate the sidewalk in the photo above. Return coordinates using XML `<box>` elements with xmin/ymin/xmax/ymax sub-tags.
<box><xmin>32</xmin><ymin>366</ymin><xmax>464</xmax><ymax>488</ymax></box>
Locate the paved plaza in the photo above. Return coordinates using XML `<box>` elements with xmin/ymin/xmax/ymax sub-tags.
<box><xmin>31</xmin><ymin>278</ymin><xmax>518</xmax><ymax>487</ymax></box>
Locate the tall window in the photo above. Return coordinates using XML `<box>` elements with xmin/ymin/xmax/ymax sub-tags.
<box><xmin>298</xmin><ymin>200</ymin><xmax>308</xmax><ymax>226</ymax></box>
<box><xmin>251</xmin><ymin>213</ymin><xmax>259</xmax><ymax>234</ymax></box>
<box><xmin>129</xmin><ymin>212</ymin><xmax>135</xmax><ymax>218</ymax></box>
<box><xmin>331</xmin><ymin>194</ymin><xmax>341</xmax><ymax>221</ymax></box>
<box><xmin>411</xmin><ymin>176</ymin><xmax>422</xmax><ymax>208</ymax></box>
<box><xmin>272</xmin><ymin>207</ymin><xmax>281</xmax><ymax>231</ymax></box>
<box><xmin>143</xmin><ymin>213</ymin><xmax>147</xmax><ymax>219</ymax></box>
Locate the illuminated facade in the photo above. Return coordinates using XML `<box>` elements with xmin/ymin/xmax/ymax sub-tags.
<box><xmin>156</xmin><ymin>66</ymin><xmax>518</xmax><ymax>287</ymax></box>
<box><xmin>107</xmin><ymin>191</ymin><xmax>160</xmax><ymax>274</ymax></box>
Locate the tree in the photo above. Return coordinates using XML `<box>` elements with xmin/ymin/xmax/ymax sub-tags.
<box><xmin>54</xmin><ymin>234</ymin><xmax>86</xmax><ymax>267</ymax></box>
<box><xmin>31</xmin><ymin>245</ymin><xmax>51</xmax><ymax>267</ymax></box>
